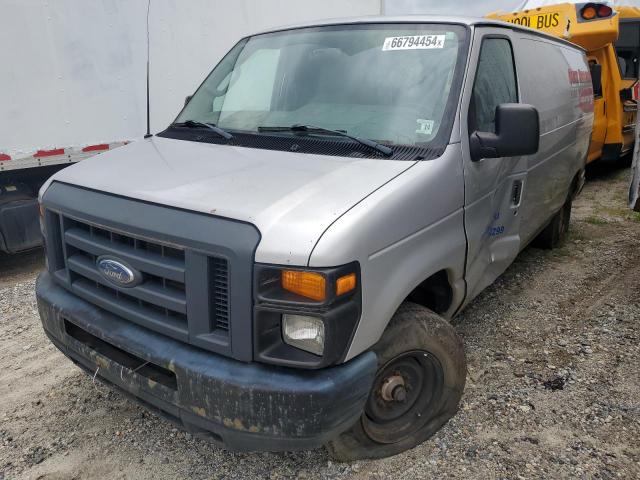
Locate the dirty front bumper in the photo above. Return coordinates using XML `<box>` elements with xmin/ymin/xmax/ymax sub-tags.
<box><xmin>36</xmin><ymin>272</ymin><xmax>377</xmax><ymax>451</ymax></box>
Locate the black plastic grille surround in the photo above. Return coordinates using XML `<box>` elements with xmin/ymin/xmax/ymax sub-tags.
<box><xmin>41</xmin><ymin>182</ymin><xmax>261</xmax><ymax>362</ymax></box>
<box><xmin>157</xmin><ymin>128</ymin><xmax>445</xmax><ymax>161</ymax></box>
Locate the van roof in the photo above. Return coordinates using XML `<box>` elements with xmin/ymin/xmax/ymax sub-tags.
<box><xmin>254</xmin><ymin>15</ymin><xmax>584</xmax><ymax>51</ymax></box>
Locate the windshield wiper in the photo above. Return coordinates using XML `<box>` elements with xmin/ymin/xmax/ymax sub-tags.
<box><xmin>170</xmin><ymin>120</ymin><xmax>233</xmax><ymax>140</ymax></box>
<box><xmin>257</xmin><ymin>124</ymin><xmax>394</xmax><ymax>157</ymax></box>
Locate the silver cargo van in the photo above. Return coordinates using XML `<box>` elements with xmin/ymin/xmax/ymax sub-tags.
<box><xmin>36</xmin><ymin>16</ymin><xmax>593</xmax><ymax>459</ymax></box>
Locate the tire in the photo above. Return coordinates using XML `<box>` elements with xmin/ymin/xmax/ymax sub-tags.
<box><xmin>533</xmin><ymin>196</ymin><xmax>572</xmax><ymax>250</ymax></box>
<box><xmin>326</xmin><ymin>303</ymin><xmax>466</xmax><ymax>461</ymax></box>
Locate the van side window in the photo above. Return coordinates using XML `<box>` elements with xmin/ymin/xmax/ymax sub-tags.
<box><xmin>469</xmin><ymin>38</ymin><xmax>518</xmax><ymax>133</ymax></box>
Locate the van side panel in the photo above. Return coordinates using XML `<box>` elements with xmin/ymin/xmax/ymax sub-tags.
<box><xmin>513</xmin><ymin>36</ymin><xmax>593</xmax><ymax>245</ymax></box>
<box><xmin>308</xmin><ymin>146</ymin><xmax>466</xmax><ymax>361</ymax></box>
<box><xmin>458</xmin><ymin>28</ymin><xmax>592</xmax><ymax>310</ymax></box>
<box><xmin>458</xmin><ymin>27</ymin><xmax>527</xmax><ymax>305</ymax></box>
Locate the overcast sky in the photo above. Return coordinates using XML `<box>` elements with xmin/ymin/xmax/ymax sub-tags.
<box><xmin>383</xmin><ymin>0</ymin><xmax>640</xmax><ymax>17</ymax></box>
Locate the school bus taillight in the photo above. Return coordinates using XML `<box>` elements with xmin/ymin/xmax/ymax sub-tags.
<box><xmin>581</xmin><ymin>4</ymin><xmax>597</xmax><ymax>20</ymax></box>
<box><xmin>581</xmin><ymin>3</ymin><xmax>613</xmax><ymax>20</ymax></box>
<box><xmin>596</xmin><ymin>5</ymin><xmax>613</xmax><ymax>17</ymax></box>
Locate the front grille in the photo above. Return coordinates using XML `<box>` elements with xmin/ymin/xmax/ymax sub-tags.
<box><xmin>47</xmin><ymin>213</ymin><xmax>231</xmax><ymax>347</ymax></box>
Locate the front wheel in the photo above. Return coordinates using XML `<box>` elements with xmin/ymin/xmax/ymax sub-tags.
<box><xmin>326</xmin><ymin>303</ymin><xmax>466</xmax><ymax>461</ymax></box>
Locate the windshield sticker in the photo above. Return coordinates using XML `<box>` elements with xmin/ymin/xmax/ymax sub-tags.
<box><xmin>382</xmin><ymin>35</ymin><xmax>445</xmax><ymax>51</ymax></box>
<box><xmin>416</xmin><ymin>119</ymin><xmax>435</xmax><ymax>135</ymax></box>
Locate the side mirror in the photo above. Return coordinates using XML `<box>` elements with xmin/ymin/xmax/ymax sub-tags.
<box><xmin>590</xmin><ymin>63</ymin><xmax>602</xmax><ymax>97</ymax></box>
<box><xmin>470</xmin><ymin>103</ymin><xmax>539</xmax><ymax>162</ymax></box>
<box><xmin>184</xmin><ymin>95</ymin><xmax>193</xmax><ymax>106</ymax></box>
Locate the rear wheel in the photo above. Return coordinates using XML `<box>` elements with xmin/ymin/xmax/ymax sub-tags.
<box><xmin>326</xmin><ymin>303</ymin><xmax>465</xmax><ymax>461</ymax></box>
<box><xmin>533</xmin><ymin>196</ymin><xmax>572</xmax><ymax>250</ymax></box>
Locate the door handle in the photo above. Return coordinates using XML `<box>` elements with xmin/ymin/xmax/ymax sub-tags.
<box><xmin>511</xmin><ymin>180</ymin><xmax>523</xmax><ymax>206</ymax></box>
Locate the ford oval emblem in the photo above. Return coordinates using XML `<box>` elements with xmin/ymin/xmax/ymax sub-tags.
<box><xmin>96</xmin><ymin>256</ymin><xmax>142</xmax><ymax>288</ymax></box>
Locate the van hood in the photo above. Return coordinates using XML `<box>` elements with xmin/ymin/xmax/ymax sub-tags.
<box><xmin>46</xmin><ymin>136</ymin><xmax>415</xmax><ymax>265</ymax></box>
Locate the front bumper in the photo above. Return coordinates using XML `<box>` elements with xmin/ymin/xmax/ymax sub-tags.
<box><xmin>36</xmin><ymin>271</ymin><xmax>377</xmax><ymax>451</ymax></box>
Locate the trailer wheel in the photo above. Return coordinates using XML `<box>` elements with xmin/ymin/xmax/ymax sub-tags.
<box><xmin>533</xmin><ymin>196</ymin><xmax>572</xmax><ymax>249</ymax></box>
<box><xmin>326</xmin><ymin>303</ymin><xmax>465</xmax><ymax>461</ymax></box>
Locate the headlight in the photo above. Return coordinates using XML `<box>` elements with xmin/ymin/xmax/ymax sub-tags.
<box><xmin>282</xmin><ymin>314</ymin><xmax>324</xmax><ymax>355</ymax></box>
<box><xmin>254</xmin><ymin>262</ymin><xmax>361</xmax><ymax>368</ymax></box>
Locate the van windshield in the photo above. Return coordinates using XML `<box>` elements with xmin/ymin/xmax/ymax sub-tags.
<box><xmin>174</xmin><ymin>23</ymin><xmax>467</xmax><ymax>152</ymax></box>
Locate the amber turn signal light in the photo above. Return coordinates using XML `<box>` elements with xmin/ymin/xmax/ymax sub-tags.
<box><xmin>282</xmin><ymin>270</ymin><xmax>326</xmax><ymax>301</ymax></box>
<box><xmin>336</xmin><ymin>272</ymin><xmax>357</xmax><ymax>296</ymax></box>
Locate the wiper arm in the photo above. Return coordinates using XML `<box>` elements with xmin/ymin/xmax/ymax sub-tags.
<box><xmin>257</xmin><ymin>124</ymin><xmax>394</xmax><ymax>157</ymax></box>
<box><xmin>170</xmin><ymin>120</ymin><xmax>233</xmax><ymax>140</ymax></box>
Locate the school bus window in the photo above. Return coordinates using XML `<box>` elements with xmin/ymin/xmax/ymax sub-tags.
<box><xmin>615</xmin><ymin>21</ymin><xmax>640</xmax><ymax>79</ymax></box>
<box><xmin>588</xmin><ymin>60</ymin><xmax>603</xmax><ymax>97</ymax></box>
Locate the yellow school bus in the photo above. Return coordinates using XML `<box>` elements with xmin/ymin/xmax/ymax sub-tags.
<box><xmin>488</xmin><ymin>3</ymin><xmax>639</xmax><ymax>163</ymax></box>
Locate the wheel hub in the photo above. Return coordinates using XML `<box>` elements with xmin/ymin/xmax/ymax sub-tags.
<box><xmin>380</xmin><ymin>374</ymin><xmax>406</xmax><ymax>402</ymax></box>
<box><xmin>362</xmin><ymin>350</ymin><xmax>444</xmax><ymax>444</ymax></box>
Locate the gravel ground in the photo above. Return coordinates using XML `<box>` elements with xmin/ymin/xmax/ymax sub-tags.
<box><xmin>1</xmin><ymin>163</ymin><xmax>639</xmax><ymax>479</ymax></box>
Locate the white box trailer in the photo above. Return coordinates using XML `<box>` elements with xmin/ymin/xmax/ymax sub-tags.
<box><xmin>0</xmin><ymin>0</ymin><xmax>381</xmax><ymax>254</ymax></box>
